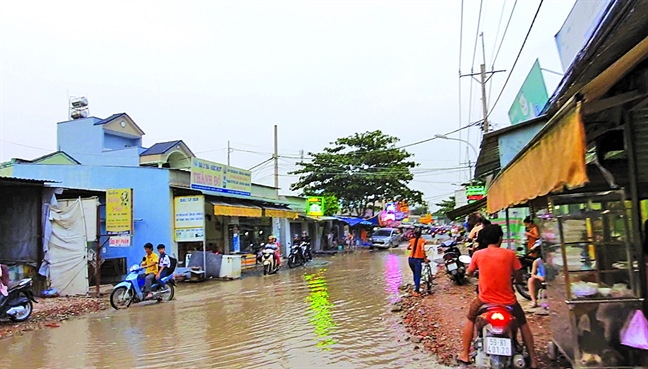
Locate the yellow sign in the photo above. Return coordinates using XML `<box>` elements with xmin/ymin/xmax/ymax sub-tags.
<box><xmin>106</xmin><ymin>188</ymin><xmax>133</xmax><ymax>235</ymax></box>
<box><xmin>265</xmin><ymin>209</ymin><xmax>299</xmax><ymax>219</ymax></box>
<box><xmin>191</xmin><ymin>158</ymin><xmax>252</xmax><ymax>196</ymax></box>
<box><xmin>213</xmin><ymin>204</ymin><xmax>262</xmax><ymax>217</ymax></box>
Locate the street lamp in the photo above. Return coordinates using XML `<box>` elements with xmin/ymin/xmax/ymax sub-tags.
<box><xmin>434</xmin><ymin>134</ymin><xmax>479</xmax><ymax>180</ymax></box>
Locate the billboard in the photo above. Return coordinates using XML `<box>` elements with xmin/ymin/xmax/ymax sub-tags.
<box><xmin>106</xmin><ymin>188</ymin><xmax>133</xmax><ymax>235</ymax></box>
<box><xmin>466</xmin><ymin>186</ymin><xmax>486</xmax><ymax>203</ymax></box>
<box><xmin>555</xmin><ymin>0</ymin><xmax>612</xmax><ymax>72</ymax></box>
<box><xmin>508</xmin><ymin>59</ymin><xmax>549</xmax><ymax>125</ymax></box>
<box><xmin>174</xmin><ymin>195</ymin><xmax>205</xmax><ymax>242</ymax></box>
<box><xmin>191</xmin><ymin>158</ymin><xmax>252</xmax><ymax>196</ymax></box>
<box><xmin>306</xmin><ymin>197</ymin><xmax>324</xmax><ymax>216</ymax></box>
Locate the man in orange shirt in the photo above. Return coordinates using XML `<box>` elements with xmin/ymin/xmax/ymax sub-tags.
<box><xmin>458</xmin><ymin>225</ymin><xmax>539</xmax><ymax>368</ymax></box>
<box><xmin>407</xmin><ymin>228</ymin><xmax>428</xmax><ymax>297</ymax></box>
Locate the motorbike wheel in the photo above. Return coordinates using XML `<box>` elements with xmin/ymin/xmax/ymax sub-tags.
<box><xmin>110</xmin><ymin>286</ymin><xmax>132</xmax><ymax>310</ymax></box>
<box><xmin>515</xmin><ymin>272</ymin><xmax>532</xmax><ymax>300</ymax></box>
<box><xmin>288</xmin><ymin>256</ymin><xmax>296</xmax><ymax>268</ymax></box>
<box><xmin>454</xmin><ymin>275</ymin><xmax>464</xmax><ymax>285</ymax></box>
<box><xmin>161</xmin><ymin>284</ymin><xmax>175</xmax><ymax>302</ymax></box>
<box><xmin>264</xmin><ymin>264</ymin><xmax>270</xmax><ymax>275</ymax></box>
<box><xmin>489</xmin><ymin>354</ymin><xmax>508</xmax><ymax>369</ymax></box>
<box><xmin>9</xmin><ymin>293</ymin><xmax>33</xmax><ymax>322</ymax></box>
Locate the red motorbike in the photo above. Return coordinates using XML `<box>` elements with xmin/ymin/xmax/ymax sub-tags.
<box><xmin>472</xmin><ymin>304</ymin><xmax>529</xmax><ymax>369</ymax></box>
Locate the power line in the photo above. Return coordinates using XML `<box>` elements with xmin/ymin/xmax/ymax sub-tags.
<box><xmin>490</xmin><ymin>0</ymin><xmax>511</xmax><ymax>69</ymax></box>
<box><xmin>470</xmin><ymin>0</ymin><xmax>485</xmax><ymax>70</ymax></box>
<box><xmin>458</xmin><ymin>0</ymin><xmax>465</xmax><ymax>169</ymax></box>
<box><xmin>489</xmin><ymin>0</ymin><xmax>543</xmax><ymax>119</ymax></box>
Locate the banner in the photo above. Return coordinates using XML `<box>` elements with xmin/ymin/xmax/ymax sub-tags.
<box><xmin>174</xmin><ymin>196</ymin><xmax>205</xmax><ymax>242</ymax></box>
<box><xmin>106</xmin><ymin>188</ymin><xmax>133</xmax><ymax>235</ymax></box>
<box><xmin>109</xmin><ymin>235</ymin><xmax>131</xmax><ymax>247</ymax></box>
<box><xmin>508</xmin><ymin>59</ymin><xmax>549</xmax><ymax>125</ymax></box>
<box><xmin>191</xmin><ymin>158</ymin><xmax>252</xmax><ymax>196</ymax></box>
<box><xmin>307</xmin><ymin>197</ymin><xmax>324</xmax><ymax>216</ymax></box>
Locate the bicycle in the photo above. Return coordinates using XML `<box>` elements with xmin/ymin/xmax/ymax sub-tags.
<box><xmin>420</xmin><ymin>261</ymin><xmax>433</xmax><ymax>294</ymax></box>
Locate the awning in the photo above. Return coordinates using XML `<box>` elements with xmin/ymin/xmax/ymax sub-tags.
<box><xmin>446</xmin><ymin>197</ymin><xmax>487</xmax><ymax>220</ymax></box>
<box><xmin>334</xmin><ymin>216</ymin><xmax>373</xmax><ymax>227</ymax></box>
<box><xmin>487</xmin><ymin>101</ymin><xmax>588</xmax><ymax>213</ymax></box>
<box><xmin>298</xmin><ymin>214</ymin><xmax>322</xmax><ymax>222</ymax></box>
<box><xmin>211</xmin><ymin>199</ymin><xmax>263</xmax><ymax>217</ymax></box>
<box><xmin>263</xmin><ymin>205</ymin><xmax>298</xmax><ymax>219</ymax></box>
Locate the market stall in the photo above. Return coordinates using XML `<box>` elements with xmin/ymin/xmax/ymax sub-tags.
<box><xmin>539</xmin><ymin>190</ymin><xmax>645</xmax><ymax>367</ymax></box>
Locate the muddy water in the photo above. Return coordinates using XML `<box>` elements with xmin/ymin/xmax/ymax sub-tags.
<box><xmin>1</xmin><ymin>248</ymin><xmax>448</xmax><ymax>369</ymax></box>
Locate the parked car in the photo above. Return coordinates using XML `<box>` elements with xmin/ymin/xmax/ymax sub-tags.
<box><xmin>370</xmin><ymin>228</ymin><xmax>400</xmax><ymax>249</ymax></box>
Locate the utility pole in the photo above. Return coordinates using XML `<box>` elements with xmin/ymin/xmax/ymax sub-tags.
<box><xmin>227</xmin><ymin>140</ymin><xmax>231</xmax><ymax>166</ymax></box>
<box><xmin>273</xmin><ymin>125</ymin><xmax>279</xmax><ymax>189</ymax></box>
<box><xmin>461</xmin><ymin>32</ymin><xmax>505</xmax><ymax>134</ymax></box>
<box><xmin>299</xmin><ymin>149</ymin><xmax>304</xmax><ymax>162</ymax></box>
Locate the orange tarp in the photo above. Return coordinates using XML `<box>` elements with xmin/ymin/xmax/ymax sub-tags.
<box><xmin>487</xmin><ymin>102</ymin><xmax>588</xmax><ymax>213</ymax></box>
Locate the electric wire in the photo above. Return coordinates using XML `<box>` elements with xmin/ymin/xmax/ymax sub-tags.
<box><xmin>489</xmin><ymin>0</ymin><xmax>543</xmax><ymax>120</ymax></box>
<box><xmin>458</xmin><ymin>0</ymin><xmax>465</xmax><ymax>172</ymax></box>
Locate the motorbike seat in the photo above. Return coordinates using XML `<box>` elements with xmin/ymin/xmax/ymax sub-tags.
<box><xmin>477</xmin><ymin>304</ymin><xmax>513</xmax><ymax>315</ymax></box>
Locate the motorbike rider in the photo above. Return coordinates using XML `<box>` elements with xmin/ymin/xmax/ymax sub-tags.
<box><xmin>141</xmin><ymin>243</ymin><xmax>159</xmax><ymax>300</ymax></box>
<box><xmin>458</xmin><ymin>224</ymin><xmax>539</xmax><ymax>368</ymax></box>
<box><xmin>266</xmin><ymin>235</ymin><xmax>281</xmax><ymax>267</ymax></box>
<box><xmin>524</xmin><ymin>216</ymin><xmax>540</xmax><ymax>250</ymax></box>
<box><xmin>293</xmin><ymin>234</ymin><xmax>301</xmax><ymax>245</ymax></box>
<box><xmin>300</xmin><ymin>231</ymin><xmax>311</xmax><ymax>243</ymax></box>
<box><xmin>467</xmin><ymin>218</ymin><xmax>484</xmax><ymax>256</ymax></box>
<box><xmin>156</xmin><ymin>244</ymin><xmax>171</xmax><ymax>282</ymax></box>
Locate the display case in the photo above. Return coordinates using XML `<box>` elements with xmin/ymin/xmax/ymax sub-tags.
<box><xmin>539</xmin><ymin>190</ymin><xmax>644</xmax><ymax>368</ymax></box>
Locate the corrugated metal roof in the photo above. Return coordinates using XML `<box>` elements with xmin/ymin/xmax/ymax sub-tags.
<box><xmin>0</xmin><ymin>176</ymin><xmax>51</xmax><ymax>185</ymax></box>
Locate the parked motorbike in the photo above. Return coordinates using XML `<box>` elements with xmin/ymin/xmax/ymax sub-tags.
<box><xmin>0</xmin><ymin>278</ymin><xmax>37</xmax><ymax>322</ymax></box>
<box><xmin>288</xmin><ymin>243</ymin><xmax>305</xmax><ymax>268</ymax></box>
<box><xmin>437</xmin><ymin>239</ymin><xmax>470</xmax><ymax>285</ymax></box>
<box><xmin>110</xmin><ymin>266</ymin><xmax>176</xmax><ymax>310</ymax></box>
<box><xmin>261</xmin><ymin>248</ymin><xmax>280</xmax><ymax>275</ymax></box>
<box><xmin>472</xmin><ymin>304</ymin><xmax>529</xmax><ymax>369</ymax></box>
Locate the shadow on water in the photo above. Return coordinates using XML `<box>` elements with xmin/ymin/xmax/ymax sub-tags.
<box><xmin>1</xmin><ymin>250</ymin><xmax>449</xmax><ymax>369</ymax></box>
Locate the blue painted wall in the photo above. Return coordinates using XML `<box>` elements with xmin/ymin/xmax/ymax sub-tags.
<box><xmin>11</xmin><ymin>164</ymin><xmax>174</xmax><ymax>269</ymax></box>
<box><xmin>56</xmin><ymin>117</ymin><xmax>141</xmax><ymax>167</ymax></box>
<box><xmin>498</xmin><ymin>122</ymin><xmax>546</xmax><ymax>168</ymax></box>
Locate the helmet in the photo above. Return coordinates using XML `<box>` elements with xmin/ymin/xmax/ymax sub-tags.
<box><xmin>268</xmin><ymin>235</ymin><xmax>277</xmax><ymax>241</ymax></box>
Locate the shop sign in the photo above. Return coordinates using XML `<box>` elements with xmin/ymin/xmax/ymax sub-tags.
<box><xmin>109</xmin><ymin>235</ymin><xmax>131</xmax><ymax>247</ymax></box>
<box><xmin>175</xmin><ymin>227</ymin><xmax>205</xmax><ymax>242</ymax></box>
<box><xmin>174</xmin><ymin>196</ymin><xmax>205</xmax><ymax>228</ymax></box>
<box><xmin>306</xmin><ymin>197</ymin><xmax>324</xmax><ymax>216</ymax></box>
<box><xmin>106</xmin><ymin>188</ymin><xmax>133</xmax><ymax>235</ymax></box>
<box><xmin>508</xmin><ymin>59</ymin><xmax>549</xmax><ymax>125</ymax></box>
<box><xmin>555</xmin><ymin>0</ymin><xmax>611</xmax><ymax>71</ymax></box>
<box><xmin>191</xmin><ymin>158</ymin><xmax>252</xmax><ymax>196</ymax></box>
<box><xmin>466</xmin><ymin>186</ymin><xmax>486</xmax><ymax>203</ymax></box>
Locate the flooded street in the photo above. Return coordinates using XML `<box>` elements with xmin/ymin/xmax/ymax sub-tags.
<box><xmin>1</xmin><ymin>247</ymin><xmax>448</xmax><ymax>369</ymax></box>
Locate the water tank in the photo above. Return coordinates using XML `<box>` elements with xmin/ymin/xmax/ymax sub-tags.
<box><xmin>70</xmin><ymin>96</ymin><xmax>88</xmax><ymax>108</ymax></box>
<box><xmin>71</xmin><ymin>109</ymin><xmax>88</xmax><ymax>119</ymax></box>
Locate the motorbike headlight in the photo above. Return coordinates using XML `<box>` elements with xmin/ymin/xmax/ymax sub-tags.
<box><xmin>130</xmin><ymin>265</ymin><xmax>140</xmax><ymax>272</ymax></box>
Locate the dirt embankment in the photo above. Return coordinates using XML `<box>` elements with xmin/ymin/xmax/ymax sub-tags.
<box><xmin>0</xmin><ymin>296</ymin><xmax>108</xmax><ymax>340</ymax></box>
<box><xmin>392</xmin><ymin>274</ymin><xmax>558</xmax><ymax>368</ymax></box>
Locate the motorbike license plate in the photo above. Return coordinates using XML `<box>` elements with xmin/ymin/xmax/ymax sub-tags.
<box><xmin>447</xmin><ymin>263</ymin><xmax>458</xmax><ymax>271</ymax></box>
<box><xmin>485</xmin><ymin>337</ymin><xmax>512</xmax><ymax>356</ymax></box>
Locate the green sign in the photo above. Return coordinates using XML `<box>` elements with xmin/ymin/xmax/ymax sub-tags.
<box><xmin>306</xmin><ymin>197</ymin><xmax>325</xmax><ymax>216</ymax></box>
<box><xmin>508</xmin><ymin>59</ymin><xmax>549</xmax><ymax>125</ymax></box>
<box><xmin>466</xmin><ymin>186</ymin><xmax>485</xmax><ymax>204</ymax></box>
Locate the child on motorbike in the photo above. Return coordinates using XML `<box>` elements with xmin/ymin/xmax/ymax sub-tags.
<box><xmin>157</xmin><ymin>244</ymin><xmax>171</xmax><ymax>281</ymax></box>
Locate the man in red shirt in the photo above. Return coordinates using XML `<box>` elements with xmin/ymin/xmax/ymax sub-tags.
<box><xmin>458</xmin><ymin>224</ymin><xmax>539</xmax><ymax>368</ymax></box>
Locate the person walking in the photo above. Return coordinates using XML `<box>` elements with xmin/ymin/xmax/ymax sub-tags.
<box><xmin>407</xmin><ymin>228</ymin><xmax>428</xmax><ymax>297</ymax></box>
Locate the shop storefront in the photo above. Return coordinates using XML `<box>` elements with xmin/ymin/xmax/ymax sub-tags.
<box><xmin>483</xmin><ymin>9</ymin><xmax>648</xmax><ymax>365</ymax></box>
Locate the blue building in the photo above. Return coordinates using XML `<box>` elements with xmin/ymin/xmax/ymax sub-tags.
<box><xmin>2</xmin><ymin>113</ymin><xmax>299</xmax><ymax>282</ymax></box>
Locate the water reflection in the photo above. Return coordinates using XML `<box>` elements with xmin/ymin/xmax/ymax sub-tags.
<box><xmin>304</xmin><ymin>269</ymin><xmax>336</xmax><ymax>350</ymax></box>
<box><xmin>383</xmin><ymin>254</ymin><xmax>403</xmax><ymax>303</ymax></box>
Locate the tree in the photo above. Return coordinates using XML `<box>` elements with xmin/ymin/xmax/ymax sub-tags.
<box><xmin>290</xmin><ymin>130</ymin><xmax>424</xmax><ymax>217</ymax></box>
<box><xmin>433</xmin><ymin>196</ymin><xmax>456</xmax><ymax>218</ymax></box>
<box><xmin>410</xmin><ymin>205</ymin><xmax>429</xmax><ymax>216</ymax></box>
<box><xmin>323</xmin><ymin>194</ymin><xmax>340</xmax><ymax>216</ymax></box>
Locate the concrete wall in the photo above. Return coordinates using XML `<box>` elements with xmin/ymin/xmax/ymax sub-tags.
<box><xmin>103</xmin><ymin>133</ymin><xmax>140</xmax><ymax>151</ymax></box>
<box><xmin>10</xmin><ymin>164</ymin><xmax>174</xmax><ymax>268</ymax></box>
<box><xmin>99</xmin><ymin>147</ymin><xmax>144</xmax><ymax>167</ymax></box>
<box><xmin>252</xmin><ymin>184</ymin><xmax>278</xmax><ymax>199</ymax></box>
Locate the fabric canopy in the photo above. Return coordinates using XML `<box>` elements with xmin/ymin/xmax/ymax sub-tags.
<box><xmin>487</xmin><ymin>101</ymin><xmax>589</xmax><ymax>213</ymax></box>
<box><xmin>212</xmin><ymin>201</ymin><xmax>262</xmax><ymax>217</ymax></box>
<box><xmin>264</xmin><ymin>207</ymin><xmax>299</xmax><ymax>219</ymax></box>
<box><xmin>335</xmin><ymin>216</ymin><xmax>372</xmax><ymax>227</ymax></box>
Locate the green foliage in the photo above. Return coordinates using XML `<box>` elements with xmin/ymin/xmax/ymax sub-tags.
<box><xmin>290</xmin><ymin>130</ymin><xmax>424</xmax><ymax>217</ymax></box>
<box><xmin>410</xmin><ymin>205</ymin><xmax>429</xmax><ymax>216</ymax></box>
<box><xmin>323</xmin><ymin>195</ymin><xmax>339</xmax><ymax>216</ymax></box>
<box><xmin>433</xmin><ymin>196</ymin><xmax>456</xmax><ymax>218</ymax></box>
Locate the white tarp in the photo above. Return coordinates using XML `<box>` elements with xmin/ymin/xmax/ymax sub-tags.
<box><xmin>48</xmin><ymin>199</ymin><xmax>89</xmax><ymax>296</ymax></box>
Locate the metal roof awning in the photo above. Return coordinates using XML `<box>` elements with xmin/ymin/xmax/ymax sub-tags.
<box><xmin>262</xmin><ymin>204</ymin><xmax>299</xmax><ymax>219</ymax></box>
<box><xmin>446</xmin><ymin>197</ymin><xmax>487</xmax><ymax>220</ymax></box>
